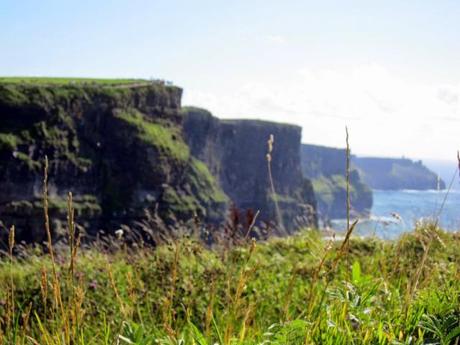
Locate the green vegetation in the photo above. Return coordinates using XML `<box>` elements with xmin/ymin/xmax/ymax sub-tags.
<box><xmin>312</xmin><ymin>175</ymin><xmax>337</xmax><ymax>206</ymax></box>
<box><xmin>0</xmin><ymin>79</ymin><xmax>177</xmax><ymax>113</ymax></box>
<box><xmin>301</xmin><ymin>144</ymin><xmax>373</xmax><ymax>219</ymax></box>
<box><xmin>14</xmin><ymin>152</ymin><xmax>41</xmax><ymax>171</ymax></box>
<box><xmin>269</xmin><ymin>193</ymin><xmax>297</xmax><ymax>203</ymax></box>
<box><xmin>0</xmin><ymin>222</ymin><xmax>459</xmax><ymax>344</ymax></box>
<box><xmin>48</xmin><ymin>195</ymin><xmax>102</xmax><ymax>217</ymax></box>
<box><xmin>352</xmin><ymin>157</ymin><xmax>445</xmax><ymax>190</ymax></box>
<box><xmin>162</xmin><ymin>186</ymin><xmax>205</xmax><ymax>216</ymax></box>
<box><xmin>4</xmin><ymin>195</ymin><xmax>102</xmax><ymax>218</ymax></box>
<box><xmin>115</xmin><ymin>109</ymin><xmax>190</xmax><ymax>162</ymax></box>
<box><xmin>0</xmin><ymin>84</ymin><xmax>30</xmax><ymax>107</ymax></box>
<box><xmin>311</xmin><ymin>171</ymin><xmax>372</xmax><ymax>219</ymax></box>
<box><xmin>0</xmin><ymin>107</ymin><xmax>88</xmax><ymax>173</ymax></box>
<box><xmin>312</xmin><ymin>174</ymin><xmax>356</xmax><ymax>200</ymax></box>
<box><xmin>0</xmin><ymin>77</ymin><xmax>150</xmax><ymax>86</ymax></box>
<box><xmin>188</xmin><ymin>158</ymin><xmax>228</xmax><ymax>204</ymax></box>
<box><xmin>159</xmin><ymin>158</ymin><xmax>229</xmax><ymax>220</ymax></box>
<box><xmin>0</xmin><ymin>133</ymin><xmax>20</xmax><ymax>151</ymax></box>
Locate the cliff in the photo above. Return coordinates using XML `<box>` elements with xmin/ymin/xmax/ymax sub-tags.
<box><xmin>0</xmin><ymin>80</ymin><xmax>228</xmax><ymax>242</ymax></box>
<box><xmin>352</xmin><ymin>157</ymin><xmax>446</xmax><ymax>190</ymax></box>
<box><xmin>301</xmin><ymin>144</ymin><xmax>373</xmax><ymax>220</ymax></box>
<box><xmin>183</xmin><ymin>107</ymin><xmax>317</xmax><ymax>231</ymax></box>
<box><xmin>0</xmin><ymin>80</ymin><xmax>318</xmax><ymax>243</ymax></box>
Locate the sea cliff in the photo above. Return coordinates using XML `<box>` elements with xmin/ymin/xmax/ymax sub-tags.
<box><xmin>0</xmin><ymin>80</ymin><xmax>317</xmax><ymax>242</ymax></box>
<box><xmin>301</xmin><ymin>144</ymin><xmax>373</xmax><ymax>220</ymax></box>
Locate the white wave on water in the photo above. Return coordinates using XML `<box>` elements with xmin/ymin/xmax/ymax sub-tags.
<box><xmin>372</xmin><ymin>189</ymin><xmax>460</xmax><ymax>194</ymax></box>
<box><xmin>399</xmin><ymin>189</ymin><xmax>460</xmax><ymax>194</ymax></box>
<box><xmin>332</xmin><ymin>214</ymin><xmax>404</xmax><ymax>225</ymax></box>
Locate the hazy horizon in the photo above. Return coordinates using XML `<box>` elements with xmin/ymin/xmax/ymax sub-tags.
<box><xmin>1</xmin><ymin>0</ymin><xmax>459</xmax><ymax>161</ymax></box>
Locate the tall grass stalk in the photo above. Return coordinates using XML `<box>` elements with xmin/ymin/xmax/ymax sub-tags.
<box><xmin>345</xmin><ymin>126</ymin><xmax>352</xmax><ymax>274</ymax></box>
<box><xmin>224</xmin><ymin>239</ymin><xmax>257</xmax><ymax>345</ymax></box>
<box><xmin>67</xmin><ymin>192</ymin><xmax>78</xmax><ymax>279</ymax></box>
<box><xmin>434</xmin><ymin>160</ymin><xmax>459</xmax><ymax>226</ymax></box>
<box><xmin>266</xmin><ymin>134</ymin><xmax>285</xmax><ymax>234</ymax></box>
<box><xmin>345</xmin><ymin>127</ymin><xmax>351</xmax><ymax>233</ymax></box>
<box><xmin>162</xmin><ymin>241</ymin><xmax>180</xmax><ymax>336</ymax></box>
<box><xmin>107</xmin><ymin>259</ymin><xmax>128</xmax><ymax>319</ymax></box>
<box><xmin>405</xmin><ymin>151</ymin><xmax>460</xmax><ymax>323</ymax></box>
<box><xmin>43</xmin><ymin>156</ymin><xmax>72</xmax><ymax>343</ymax></box>
<box><xmin>204</xmin><ymin>279</ymin><xmax>216</xmax><ymax>339</ymax></box>
<box><xmin>7</xmin><ymin>226</ymin><xmax>15</xmax><ymax>335</ymax></box>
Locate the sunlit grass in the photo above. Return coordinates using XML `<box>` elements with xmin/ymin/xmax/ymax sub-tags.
<box><xmin>0</xmin><ymin>77</ymin><xmax>150</xmax><ymax>86</ymax></box>
<box><xmin>0</xmin><ymin>225</ymin><xmax>458</xmax><ymax>344</ymax></box>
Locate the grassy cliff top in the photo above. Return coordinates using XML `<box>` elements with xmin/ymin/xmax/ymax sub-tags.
<box><xmin>183</xmin><ymin>106</ymin><xmax>301</xmax><ymax>130</ymax></box>
<box><xmin>0</xmin><ymin>77</ymin><xmax>171</xmax><ymax>87</ymax></box>
<box><xmin>0</xmin><ymin>77</ymin><xmax>182</xmax><ymax>115</ymax></box>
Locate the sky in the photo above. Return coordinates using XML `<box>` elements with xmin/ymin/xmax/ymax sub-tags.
<box><xmin>1</xmin><ymin>0</ymin><xmax>459</xmax><ymax>162</ymax></box>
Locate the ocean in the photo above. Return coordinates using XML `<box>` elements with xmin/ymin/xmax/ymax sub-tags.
<box><xmin>331</xmin><ymin>189</ymin><xmax>460</xmax><ymax>239</ymax></box>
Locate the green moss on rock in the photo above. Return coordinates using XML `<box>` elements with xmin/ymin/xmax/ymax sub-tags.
<box><xmin>310</xmin><ymin>171</ymin><xmax>372</xmax><ymax>219</ymax></box>
<box><xmin>269</xmin><ymin>193</ymin><xmax>297</xmax><ymax>204</ymax></box>
<box><xmin>14</xmin><ymin>152</ymin><xmax>41</xmax><ymax>171</ymax></box>
<box><xmin>4</xmin><ymin>195</ymin><xmax>101</xmax><ymax>218</ymax></box>
<box><xmin>115</xmin><ymin>109</ymin><xmax>190</xmax><ymax>162</ymax></box>
<box><xmin>301</xmin><ymin>144</ymin><xmax>372</xmax><ymax>220</ymax></box>
<box><xmin>187</xmin><ymin>158</ymin><xmax>228</xmax><ymax>204</ymax></box>
<box><xmin>0</xmin><ymin>133</ymin><xmax>20</xmax><ymax>151</ymax></box>
<box><xmin>162</xmin><ymin>187</ymin><xmax>204</xmax><ymax>217</ymax></box>
<box><xmin>158</xmin><ymin>158</ymin><xmax>229</xmax><ymax>222</ymax></box>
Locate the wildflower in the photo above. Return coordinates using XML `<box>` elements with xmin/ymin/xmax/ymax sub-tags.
<box><xmin>89</xmin><ymin>280</ymin><xmax>98</xmax><ymax>290</ymax></box>
<box><xmin>115</xmin><ymin>229</ymin><xmax>124</xmax><ymax>239</ymax></box>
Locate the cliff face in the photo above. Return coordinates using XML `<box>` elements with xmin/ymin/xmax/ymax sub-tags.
<box><xmin>301</xmin><ymin>144</ymin><xmax>373</xmax><ymax>220</ymax></box>
<box><xmin>352</xmin><ymin>157</ymin><xmax>446</xmax><ymax>190</ymax></box>
<box><xmin>183</xmin><ymin>107</ymin><xmax>317</xmax><ymax>231</ymax></box>
<box><xmin>0</xmin><ymin>82</ymin><xmax>228</xmax><ymax>241</ymax></box>
<box><xmin>0</xmin><ymin>81</ymin><xmax>318</xmax><ymax>242</ymax></box>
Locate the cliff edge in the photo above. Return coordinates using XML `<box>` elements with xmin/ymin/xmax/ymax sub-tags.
<box><xmin>0</xmin><ymin>80</ymin><xmax>318</xmax><ymax>242</ymax></box>
<box><xmin>183</xmin><ymin>107</ymin><xmax>317</xmax><ymax>231</ymax></box>
<box><xmin>301</xmin><ymin>144</ymin><xmax>373</xmax><ymax>220</ymax></box>
<box><xmin>352</xmin><ymin>157</ymin><xmax>446</xmax><ymax>190</ymax></box>
<box><xmin>0</xmin><ymin>80</ymin><xmax>228</xmax><ymax>241</ymax></box>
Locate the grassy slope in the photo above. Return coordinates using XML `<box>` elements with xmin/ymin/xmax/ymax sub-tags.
<box><xmin>114</xmin><ymin>109</ymin><xmax>190</xmax><ymax>162</ymax></box>
<box><xmin>0</xmin><ymin>225</ymin><xmax>459</xmax><ymax>344</ymax></box>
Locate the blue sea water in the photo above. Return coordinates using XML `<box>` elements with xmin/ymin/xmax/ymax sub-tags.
<box><xmin>331</xmin><ymin>189</ymin><xmax>460</xmax><ymax>239</ymax></box>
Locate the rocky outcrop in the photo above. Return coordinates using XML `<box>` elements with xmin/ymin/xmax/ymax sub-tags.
<box><xmin>301</xmin><ymin>144</ymin><xmax>373</xmax><ymax>220</ymax></box>
<box><xmin>352</xmin><ymin>157</ymin><xmax>446</xmax><ymax>190</ymax></box>
<box><xmin>0</xmin><ymin>81</ymin><xmax>228</xmax><ymax>242</ymax></box>
<box><xmin>183</xmin><ymin>107</ymin><xmax>317</xmax><ymax>231</ymax></box>
<box><xmin>0</xmin><ymin>81</ymin><xmax>318</xmax><ymax>243</ymax></box>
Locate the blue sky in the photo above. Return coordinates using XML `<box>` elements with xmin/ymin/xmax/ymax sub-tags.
<box><xmin>1</xmin><ymin>0</ymin><xmax>459</xmax><ymax>162</ymax></box>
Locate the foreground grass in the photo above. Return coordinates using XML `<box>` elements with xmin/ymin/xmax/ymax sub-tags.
<box><xmin>0</xmin><ymin>226</ymin><xmax>459</xmax><ymax>344</ymax></box>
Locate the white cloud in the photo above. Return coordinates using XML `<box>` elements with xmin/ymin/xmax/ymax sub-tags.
<box><xmin>265</xmin><ymin>34</ymin><xmax>287</xmax><ymax>44</ymax></box>
<box><xmin>183</xmin><ymin>63</ymin><xmax>459</xmax><ymax>161</ymax></box>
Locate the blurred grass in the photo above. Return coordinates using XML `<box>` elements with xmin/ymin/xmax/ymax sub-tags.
<box><xmin>0</xmin><ymin>225</ymin><xmax>459</xmax><ymax>344</ymax></box>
